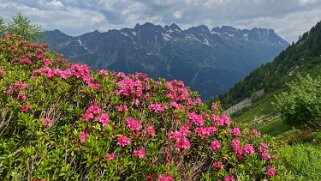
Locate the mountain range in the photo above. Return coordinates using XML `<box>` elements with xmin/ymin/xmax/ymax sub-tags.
<box><xmin>44</xmin><ymin>23</ymin><xmax>288</xmax><ymax>99</ymax></box>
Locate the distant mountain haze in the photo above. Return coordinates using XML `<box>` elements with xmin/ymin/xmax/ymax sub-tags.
<box><xmin>44</xmin><ymin>23</ymin><xmax>288</xmax><ymax>99</ymax></box>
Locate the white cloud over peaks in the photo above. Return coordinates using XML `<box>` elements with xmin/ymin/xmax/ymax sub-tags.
<box><xmin>0</xmin><ymin>0</ymin><xmax>320</xmax><ymax>41</ymax></box>
<box><xmin>173</xmin><ymin>11</ymin><xmax>183</xmax><ymax>19</ymax></box>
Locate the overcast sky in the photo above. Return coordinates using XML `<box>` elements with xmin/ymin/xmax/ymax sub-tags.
<box><xmin>1</xmin><ymin>0</ymin><xmax>321</xmax><ymax>42</ymax></box>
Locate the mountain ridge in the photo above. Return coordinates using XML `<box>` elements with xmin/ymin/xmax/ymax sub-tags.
<box><xmin>44</xmin><ymin>23</ymin><xmax>288</xmax><ymax>99</ymax></box>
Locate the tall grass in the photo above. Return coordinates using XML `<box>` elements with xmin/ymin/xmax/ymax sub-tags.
<box><xmin>279</xmin><ymin>144</ymin><xmax>321</xmax><ymax>180</ymax></box>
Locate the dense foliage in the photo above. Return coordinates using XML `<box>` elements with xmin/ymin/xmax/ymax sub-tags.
<box><xmin>218</xmin><ymin>21</ymin><xmax>321</xmax><ymax>109</ymax></box>
<box><xmin>275</xmin><ymin>75</ymin><xmax>321</xmax><ymax>130</ymax></box>
<box><xmin>0</xmin><ymin>34</ymin><xmax>290</xmax><ymax>180</ymax></box>
<box><xmin>279</xmin><ymin>144</ymin><xmax>321</xmax><ymax>180</ymax></box>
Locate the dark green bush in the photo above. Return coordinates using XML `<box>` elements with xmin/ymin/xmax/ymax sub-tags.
<box><xmin>275</xmin><ymin>75</ymin><xmax>321</xmax><ymax>130</ymax></box>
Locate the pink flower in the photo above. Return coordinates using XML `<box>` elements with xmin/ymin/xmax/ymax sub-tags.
<box><xmin>179</xmin><ymin>122</ymin><xmax>191</xmax><ymax>136</ymax></box>
<box><xmin>158</xmin><ymin>174</ymin><xmax>173</xmax><ymax>181</ymax></box>
<box><xmin>170</xmin><ymin>101</ymin><xmax>184</xmax><ymax>111</ymax></box>
<box><xmin>211</xmin><ymin>114</ymin><xmax>224</xmax><ymax>126</ymax></box>
<box><xmin>261</xmin><ymin>151</ymin><xmax>271</xmax><ymax>160</ymax></box>
<box><xmin>148</xmin><ymin>103</ymin><xmax>167</xmax><ymax>112</ymax></box>
<box><xmin>231</xmin><ymin>139</ymin><xmax>243</xmax><ymax>158</ymax></box>
<box><xmin>211</xmin><ymin>104</ymin><xmax>218</xmax><ymax>110</ymax></box>
<box><xmin>59</xmin><ymin>70</ymin><xmax>72</xmax><ymax>79</ymax></box>
<box><xmin>252</xmin><ymin>129</ymin><xmax>261</xmax><ymax>137</ymax></box>
<box><xmin>117</xmin><ymin>135</ymin><xmax>131</xmax><ymax>147</ymax></box>
<box><xmin>259</xmin><ymin>142</ymin><xmax>268</xmax><ymax>152</ymax></box>
<box><xmin>267</xmin><ymin>167</ymin><xmax>277</xmax><ymax>177</ymax></box>
<box><xmin>221</xmin><ymin>114</ymin><xmax>231</xmax><ymax>126</ymax></box>
<box><xmin>100</xmin><ymin>70</ymin><xmax>108</xmax><ymax>76</ymax></box>
<box><xmin>88</xmin><ymin>105</ymin><xmax>101</xmax><ymax>114</ymax></box>
<box><xmin>231</xmin><ymin>139</ymin><xmax>241</xmax><ymax>147</ymax></box>
<box><xmin>116</xmin><ymin>105</ymin><xmax>128</xmax><ymax>112</ymax></box>
<box><xmin>229</xmin><ymin>128</ymin><xmax>241</xmax><ymax>137</ymax></box>
<box><xmin>195</xmin><ymin>126</ymin><xmax>216</xmax><ymax>137</ymax></box>
<box><xmin>147</xmin><ymin>173</ymin><xmax>155</xmax><ymax>181</ymax></box>
<box><xmin>133</xmin><ymin>149</ymin><xmax>146</xmax><ymax>158</ymax></box>
<box><xmin>17</xmin><ymin>93</ymin><xmax>26</xmax><ymax>101</ymax></box>
<box><xmin>82</xmin><ymin>112</ymin><xmax>94</xmax><ymax>121</ymax></box>
<box><xmin>194</xmin><ymin>98</ymin><xmax>202</xmax><ymax>104</ymax></box>
<box><xmin>125</xmin><ymin>117</ymin><xmax>141</xmax><ymax>131</ymax></box>
<box><xmin>43</xmin><ymin>58</ymin><xmax>52</xmax><ymax>66</ymax></box>
<box><xmin>79</xmin><ymin>131</ymin><xmax>89</xmax><ymax>144</ymax></box>
<box><xmin>97</xmin><ymin>113</ymin><xmax>109</xmax><ymax>127</ymax></box>
<box><xmin>116</xmin><ymin>77</ymin><xmax>143</xmax><ymax>97</ymax></box>
<box><xmin>82</xmin><ymin>105</ymin><xmax>101</xmax><ymax>121</ymax></box>
<box><xmin>167</xmin><ymin>131</ymin><xmax>180</xmax><ymax>140</ymax></box>
<box><xmin>21</xmin><ymin>105</ymin><xmax>32</xmax><ymax>112</ymax></box>
<box><xmin>224</xmin><ymin>175</ymin><xmax>235</xmax><ymax>181</ymax></box>
<box><xmin>188</xmin><ymin>112</ymin><xmax>204</xmax><ymax>126</ymax></box>
<box><xmin>104</xmin><ymin>153</ymin><xmax>115</xmax><ymax>160</ymax></box>
<box><xmin>13</xmin><ymin>81</ymin><xmax>27</xmax><ymax>90</ymax></box>
<box><xmin>167</xmin><ymin>123</ymin><xmax>191</xmax><ymax>141</ymax></box>
<box><xmin>70</xmin><ymin>64</ymin><xmax>91</xmax><ymax>78</ymax></box>
<box><xmin>175</xmin><ymin>137</ymin><xmax>191</xmax><ymax>151</ymax></box>
<box><xmin>33</xmin><ymin>179</ymin><xmax>46</xmax><ymax>181</ymax></box>
<box><xmin>243</xmin><ymin>144</ymin><xmax>255</xmax><ymax>154</ymax></box>
<box><xmin>212</xmin><ymin>161</ymin><xmax>224</xmax><ymax>169</ymax></box>
<box><xmin>134</xmin><ymin>98</ymin><xmax>140</xmax><ymax>107</ymax></box>
<box><xmin>210</xmin><ymin>140</ymin><xmax>221</xmax><ymax>151</ymax></box>
<box><xmin>42</xmin><ymin>118</ymin><xmax>52</xmax><ymax>127</ymax></box>
<box><xmin>143</xmin><ymin>125</ymin><xmax>156</xmax><ymax>138</ymax></box>
<box><xmin>19</xmin><ymin>58</ymin><xmax>32</xmax><ymax>64</ymax></box>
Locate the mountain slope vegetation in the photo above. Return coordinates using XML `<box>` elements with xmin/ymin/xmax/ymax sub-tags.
<box><xmin>219</xmin><ymin>21</ymin><xmax>321</xmax><ymax>110</ymax></box>
<box><xmin>216</xmin><ymin>21</ymin><xmax>321</xmax><ymax>181</ymax></box>
<box><xmin>217</xmin><ymin>21</ymin><xmax>321</xmax><ymax>139</ymax></box>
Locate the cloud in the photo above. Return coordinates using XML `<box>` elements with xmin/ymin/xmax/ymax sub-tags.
<box><xmin>173</xmin><ymin>11</ymin><xmax>183</xmax><ymax>19</ymax></box>
<box><xmin>0</xmin><ymin>0</ymin><xmax>320</xmax><ymax>41</ymax></box>
<box><xmin>47</xmin><ymin>0</ymin><xmax>64</xmax><ymax>8</ymax></box>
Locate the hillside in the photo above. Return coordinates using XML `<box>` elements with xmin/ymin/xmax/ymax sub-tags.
<box><xmin>0</xmin><ymin>34</ymin><xmax>291</xmax><ymax>180</ymax></box>
<box><xmin>44</xmin><ymin>23</ymin><xmax>288</xmax><ymax>100</ymax></box>
<box><xmin>219</xmin><ymin>21</ymin><xmax>321</xmax><ymax>135</ymax></box>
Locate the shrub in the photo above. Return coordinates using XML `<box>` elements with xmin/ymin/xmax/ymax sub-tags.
<box><xmin>275</xmin><ymin>74</ymin><xmax>321</xmax><ymax>130</ymax></box>
<box><xmin>0</xmin><ymin>35</ymin><xmax>289</xmax><ymax>180</ymax></box>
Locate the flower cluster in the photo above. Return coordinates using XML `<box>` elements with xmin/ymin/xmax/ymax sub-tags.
<box><xmin>125</xmin><ymin>117</ymin><xmax>141</xmax><ymax>131</ymax></box>
<box><xmin>0</xmin><ymin>35</ymin><xmax>286</xmax><ymax>180</ymax></box>
<box><xmin>148</xmin><ymin>103</ymin><xmax>167</xmax><ymax>112</ymax></box>
<box><xmin>168</xmin><ymin>123</ymin><xmax>191</xmax><ymax>151</ymax></box>
<box><xmin>188</xmin><ymin>112</ymin><xmax>204</xmax><ymax>126</ymax></box>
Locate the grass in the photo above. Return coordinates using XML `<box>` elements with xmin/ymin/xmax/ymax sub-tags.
<box><xmin>231</xmin><ymin>89</ymin><xmax>283</xmax><ymax>124</ymax></box>
<box><xmin>256</xmin><ymin>117</ymin><xmax>292</xmax><ymax>136</ymax></box>
<box><xmin>279</xmin><ymin>143</ymin><xmax>321</xmax><ymax>180</ymax></box>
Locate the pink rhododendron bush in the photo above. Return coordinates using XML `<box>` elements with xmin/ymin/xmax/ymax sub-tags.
<box><xmin>0</xmin><ymin>35</ymin><xmax>289</xmax><ymax>180</ymax></box>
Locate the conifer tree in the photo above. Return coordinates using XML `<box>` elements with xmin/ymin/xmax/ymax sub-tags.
<box><xmin>6</xmin><ymin>12</ymin><xmax>43</xmax><ymax>42</ymax></box>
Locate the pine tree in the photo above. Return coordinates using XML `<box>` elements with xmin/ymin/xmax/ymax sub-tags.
<box><xmin>6</xmin><ymin>12</ymin><xmax>43</xmax><ymax>42</ymax></box>
<box><xmin>0</xmin><ymin>17</ymin><xmax>6</xmax><ymax>35</ymax></box>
